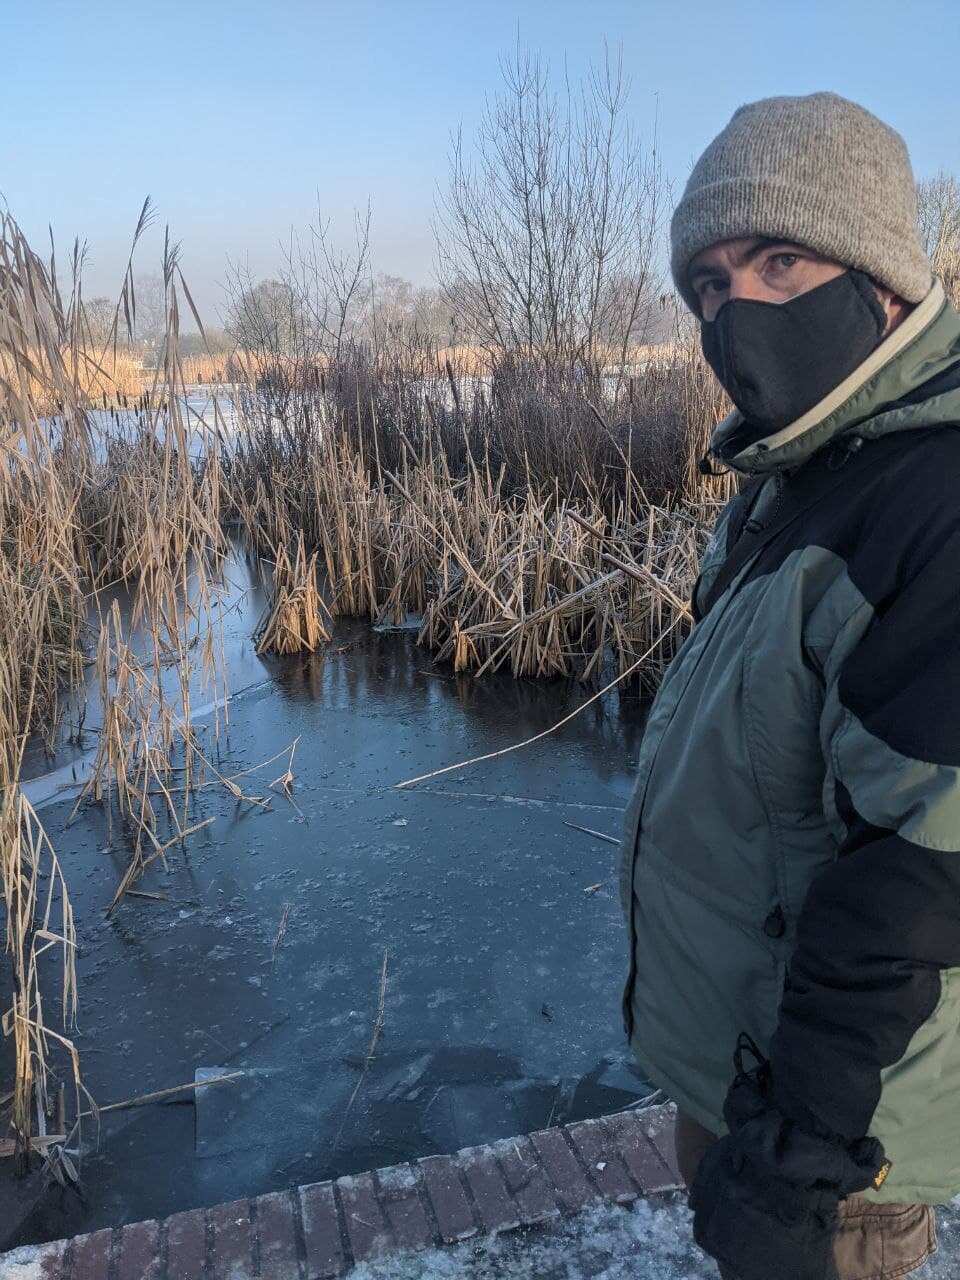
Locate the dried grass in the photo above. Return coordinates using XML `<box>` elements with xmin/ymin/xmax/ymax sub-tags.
<box><xmin>179</xmin><ymin>352</ymin><xmax>230</xmax><ymax>385</ymax></box>
<box><xmin>230</xmin><ymin>384</ymin><xmax>724</xmax><ymax>687</ymax></box>
<box><xmin>255</xmin><ymin>534</ymin><xmax>332</xmax><ymax>655</ymax></box>
<box><xmin>0</xmin><ymin>204</ymin><xmax>234</xmax><ymax>1171</ymax></box>
<box><xmin>0</xmin><ymin>786</ymin><xmax>88</xmax><ymax>1172</ymax></box>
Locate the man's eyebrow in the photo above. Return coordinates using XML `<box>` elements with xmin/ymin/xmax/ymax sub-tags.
<box><xmin>689</xmin><ymin>261</ymin><xmax>725</xmax><ymax>283</ymax></box>
<box><xmin>732</xmin><ymin>238</ymin><xmax>806</xmax><ymax>267</ymax></box>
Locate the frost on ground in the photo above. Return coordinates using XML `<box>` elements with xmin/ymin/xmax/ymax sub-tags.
<box><xmin>0</xmin><ymin>1251</ymin><xmax>58</xmax><ymax>1280</ymax></box>
<box><xmin>346</xmin><ymin>1196</ymin><xmax>960</xmax><ymax>1280</ymax></box>
<box><xmin>348</xmin><ymin>1196</ymin><xmax>718</xmax><ymax>1280</ymax></box>
<box><xmin>3</xmin><ymin>1196</ymin><xmax>960</xmax><ymax>1280</ymax></box>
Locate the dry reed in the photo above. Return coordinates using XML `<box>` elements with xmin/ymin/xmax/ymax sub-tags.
<box><xmin>0</xmin><ymin>203</ymin><xmax>235</xmax><ymax>1171</ymax></box>
<box><xmin>229</xmin><ymin>381</ymin><xmax>725</xmax><ymax>686</ymax></box>
<box><xmin>255</xmin><ymin>534</ymin><xmax>332</xmax><ymax>655</ymax></box>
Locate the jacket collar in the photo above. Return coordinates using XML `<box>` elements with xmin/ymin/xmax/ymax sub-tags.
<box><xmin>711</xmin><ymin>282</ymin><xmax>960</xmax><ymax>475</ymax></box>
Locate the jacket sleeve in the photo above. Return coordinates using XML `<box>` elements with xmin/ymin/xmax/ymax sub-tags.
<box><xmin>768</xmin><ymin>526</ymin><xmax>960</xmax><ymax>1143</ymax></box>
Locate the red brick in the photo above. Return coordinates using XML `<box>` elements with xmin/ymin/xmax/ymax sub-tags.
<box><xmin>299</xmin><ymin>1181</ymin><xmax>344</xmax><ymax>1279</ymax></box>
<box><xmin>492</xmin><ymin>1137</ymin><xmax>559</xmax><ymax>1226</ymax></box>
<box><xmin>603</xmin><ymin>1110</ymin><xmax>680</xmax><ymax>1194</ymax></box>
<box><xmin>18</xmin><ymin>1106</ymin><xmax>688</xmax><ymax>1280</ymax></box>
<box><xmin>70</xmin><ymin>1228</ymin><xmax>113</xmax><ymax>1279</ymax></box>
<box><xmin>374</xmin><ymin>1166</ymin><xmax>434</xmax><ymax>1252</ymax></box>
<box><xmin>116</xmin><ymin>1219</ymin><xmax>160</xmax><ymax>1280</ymax></box>
<box><xmin>418</xmin><ymin>1155</ymin><xmax>476</xmax><ymax>1243</ymax></box>
<box><xmin>209</xmin><ymin>1198</ymin><xmax>252</xmax><ymax>1280</ymax></box>
<box><xmin>166</xmin><ymin>1207</ymin><xmax>207</xmax><ymax>1280</ymax></box>
<box><xmin>564</xmin><ymin>1118</ymin><xmax>638</xmax><ymax>1203</ymax></box>
<box><xmin>336</xmin><ymin>1172</ymin><xmax>390</xmax><ymax>1263</ymax></box>
<box><xmin>32</xmin><ymin>1238</ymin><xmax>68</xmax><ymax>1279</ymax></box>
<box><xmin>456</xmin><ymin>1145</ymin><xmax>519</xmax><ymax>1234</ymax></box>
<box><xmin>255</xmin><ymin>1191</ymin><xmax>302</xmax><ymax>1280</ymax></box>
<box><xmin>529</xmin><ymin>1127</ymin><xmax>600</xmax><ymax>1213</ymax></box>
<box><xmin>637</xmin><ymin>1103</ymin><xmax>683</xmax><ymax>1186</ymax></box>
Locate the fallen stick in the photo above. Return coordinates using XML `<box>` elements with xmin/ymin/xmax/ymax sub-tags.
<box><xmin>272</xmin><ymin>903</ymin><xmax>291</xmax><ymax>966</ymax></box>
<box><xmin>332</xmin><ymin>950</ymin><xmax>389</xmax><ymax>1151</ymax></box>
<box><xmin>394</xmin><ymin>622</ymin><xmax>680</xmax><ymax>789</ymax></box>
<box><xmin>563</xmin><ymin>820</ymin><xmax>619</xmax><ymax>846</ymax></box>
<box><xmin>79</xmin><ymin>1071</ymin><xmax>244</xmax><ymax>1118</ymax></box>
<box><xmin>0</xmin><ymin>1134</ymin><xmax>67</xmax><ymax>1159</ymax></box>
<box><xmin>565</xmin><ymin>509</ymin><xmax>693</xmax><ymax>620</ymax></box>
<box><xmin>600</xmin><ymin>551</ymin><xmax>693</xmax><ymax>620</ymax></box>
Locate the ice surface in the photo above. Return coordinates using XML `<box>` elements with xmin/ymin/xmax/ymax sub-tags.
<box><xmin>194</xmin><ymin>1067</ymin><xmax>281</xmax><ymax>1157</ymax></box>
<box><xmin>4</xmin><ymin>591</ymin><xmax>652</xmax><ymax>1243</ymax></box>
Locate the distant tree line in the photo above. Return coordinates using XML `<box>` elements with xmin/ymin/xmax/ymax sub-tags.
<box><xmin>917</xmin><ymin>172</ymin><xmax>960</xmax><ymax>306</ymax></box>
<box><xmin>104</xmin><ymin>49</ymin><xmax>960</xmax><ymax>377</ymax></box>
<box><xmin>220</xmin><ymin>48</ymin><xmax>676</xmax><ymax>380</ymax></box>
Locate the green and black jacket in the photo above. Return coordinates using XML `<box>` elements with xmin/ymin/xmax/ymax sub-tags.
<box><xmin>619</xmin><ymin>281</ymin><xmax>960</xmax><ymax>1204</ymax></box>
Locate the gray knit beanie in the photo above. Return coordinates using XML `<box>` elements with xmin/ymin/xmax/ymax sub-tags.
<box><xmin>670</xmin><ymin>92</ymin><xmax>933</xmax><ymax>314</ymax></box>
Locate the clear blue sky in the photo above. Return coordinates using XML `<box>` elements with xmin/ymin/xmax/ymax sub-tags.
<box><xmin>3</xmin><ymin>0</ymin><xmax>958</xmax><ymax>322</ymax></box>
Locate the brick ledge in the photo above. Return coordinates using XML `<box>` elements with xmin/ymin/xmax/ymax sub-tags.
<box><xmin>0</xmin><ymin>1104</ymin><xmax>681</xmax><ymax>1279</ymax></box>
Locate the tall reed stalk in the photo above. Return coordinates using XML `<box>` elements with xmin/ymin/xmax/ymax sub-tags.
<box><xmin>0</xmin><ymin>206</ymin><xmax>232</xmax><ymax>1172</ymax></box>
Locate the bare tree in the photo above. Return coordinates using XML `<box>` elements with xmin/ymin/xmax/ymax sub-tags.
<box><xmin>131</xmin><ymin>273</ymin><xmax>168</xmax><ymax>355</ymax></box>
<box><xmin>222</xmin><ymin>272</ymin><xmax>312</xmax><ymax>422</ymax></box>
<box><xmin>917</xmin><ymin>172</ymin><xmax>960</xmax><ymax>305</ymax></box>
<box><xmin>222</xmin><ymin>209</ymin><xmax>376</xmax><ymax>428</ymax></box>
<box><xmin>225</xmin><ymin>277</ymin><xmax>309</xmax><ymax>357</ymax></box>
<box><xmin>283</xmin><ymin>205</ymin><xmax>372</xmax><ymax>360</ymax></box>
<box><xmin>368</xmin><ymin>273</ymin><xmax>414</xmax><ymax>347</ymax></box>
<box><xmin>360</xmin><ymin>276</ymin><xmax>458</xmax><ymax>352</ymax></box>
<box><xmin>436</xmin><ymin>46</ymin><xmax>665</xmax><ymax>378</ymax></box>
<box><xmin>177</xmin><ymin>327</ymin><xmax>232</xmax><ymax>358</ymax></box>
<box><xmin>82</xmin><ymin>296</ymin><xmax>115</xmax><ymax>348</ymax></box>
<box><xmin>408</xmin><ymin>285</ymin><xmax>457</xmax><ymax>347</ymax></box>
<box><xmin>224</xmin><ymin>206</ymin><xmax>372</xmax><ymax>360</ymax></box>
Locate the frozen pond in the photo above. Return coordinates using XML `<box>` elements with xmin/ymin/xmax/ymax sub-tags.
<box><xmin>2</xmin><ymin>549</ymin><xmax>653</xmax><ymax>1247</ymax></box>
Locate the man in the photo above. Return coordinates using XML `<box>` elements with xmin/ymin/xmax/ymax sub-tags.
<box><xmin>619</xmin><ymin>92</ymin><xmax>960</xmax><ymax>1280</ymax></box>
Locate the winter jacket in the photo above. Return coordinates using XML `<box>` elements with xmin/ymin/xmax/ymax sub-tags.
<box><xmin>619</xmin><ymin>280</ymin><xmax>960</xmax><ymax>1205</ymax></box>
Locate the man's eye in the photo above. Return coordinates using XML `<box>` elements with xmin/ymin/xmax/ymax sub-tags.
<box><xmin>770</xmin><ymin>252</ymin><xmax>799</xmax><ymax>270</ymax></box>
<box><xmin>702</xmin><ymin>279</ymin><xmax>727</xmax><ymax>295</ymax></box>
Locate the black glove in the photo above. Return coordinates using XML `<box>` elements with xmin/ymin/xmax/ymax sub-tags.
<box><xmin>690</xmin><ymin>1036</ymin><xmax>888</xmax><ymax>1280</ymax></box>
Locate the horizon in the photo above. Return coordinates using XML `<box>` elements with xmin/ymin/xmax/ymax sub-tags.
<box><xmin>3</xmin><ymin>0</ymin><xmax>958</xmax><ymax>326</ymax></box>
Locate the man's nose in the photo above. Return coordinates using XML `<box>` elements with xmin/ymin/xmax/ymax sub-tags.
<box><xmin>727</xmin><ymin>273</ymin><xmax>771</xmax><ymax>303</ymax></box>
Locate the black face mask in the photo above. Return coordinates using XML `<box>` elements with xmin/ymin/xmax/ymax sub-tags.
<box><xmin>700</xmin><ymin>270</ymin><xmax>888</xmax><ymax>439</ymax></box>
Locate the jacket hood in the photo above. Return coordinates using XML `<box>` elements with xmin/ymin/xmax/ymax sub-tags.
<box><xmin>711</xmin><ymin>281</ymin><xmax>960</xmax><ymax>474</ymax></box>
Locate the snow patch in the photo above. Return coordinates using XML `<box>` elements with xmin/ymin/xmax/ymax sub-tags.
<box><xmin>343</xmin><ymin>1195</ymin><xmax>960</xmax><ymax>1279</ymax></box>
<box><xmin>375</xmin><ymin>1162</ymin><xmax>419</xmax><ymax>1191</ymax></box>
<box><xmin>0</xmin><ymin>1245</ymin><xmax>60</xmax><ymax>1280</ymax></box>
<box><xmin>343</xmin><ymin>1197</ymin><xmax>716</xmax><ymax>1279</ymax></box>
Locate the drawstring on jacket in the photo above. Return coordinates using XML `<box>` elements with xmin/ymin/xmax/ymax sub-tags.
<box><xmin>743</xmin><ymin>472</ymin><xmax>786</xmax><ymax>535</ymax></box>
<box><xmin>698</xmin><ymin>452</ymin><xmax>727</xmax><ymax>477</ymax></box>
<box><xmin>828</xmin><ymin>434</ymin><xmax>865</xmax><ymax>471</ymax></box>
<box><xmin>702</xmin><ymin>431</ymin><xmax>868</xmax><ymax>577</ymax></box>
<box><xmin>733</xmin><ymin>1031</ymin><xmax>771</xmax><ymax>1092</ymax></box>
